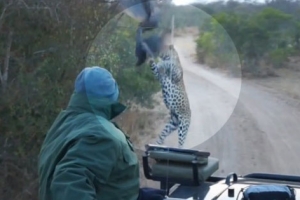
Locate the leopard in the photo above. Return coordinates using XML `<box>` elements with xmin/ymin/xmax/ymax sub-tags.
<box><xmin>148</xmin><ymin>44</ymin><xmax>191</xmax><ymax>148</ymax></box>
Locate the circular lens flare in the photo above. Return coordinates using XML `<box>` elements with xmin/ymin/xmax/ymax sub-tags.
<box><xmin>86</xmin><ymin>2</ymin><xmax>242</xmax><ymax>152</ymax></box>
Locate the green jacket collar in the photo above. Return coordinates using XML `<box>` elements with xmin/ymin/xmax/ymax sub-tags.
<box><xmin>66</xmin><ymin>92</ymin><xmax>127</xmax><ymax>120</ymax></box>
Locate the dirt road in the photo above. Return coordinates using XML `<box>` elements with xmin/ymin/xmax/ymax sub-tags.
<box><xmin>156</xmin><ymin>35</ymin><xmax>300</xmax><ymax>177</ymax></box>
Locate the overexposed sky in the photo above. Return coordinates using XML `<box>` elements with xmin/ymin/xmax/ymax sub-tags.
<box><xmin>172</xmin><ymin>0</ymin><xmax>265</xmax><ymax>5</ymax></box>
<box><xmin>172</xmin><ymin>0</ymin><xmax>199</xmax><ymax>5</ymax></box>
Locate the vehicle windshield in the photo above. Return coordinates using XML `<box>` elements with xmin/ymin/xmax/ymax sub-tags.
<box><xmin>1</xmin><ymin>0</ymin><xmax>300</xmax><ymax>198</ymax></box>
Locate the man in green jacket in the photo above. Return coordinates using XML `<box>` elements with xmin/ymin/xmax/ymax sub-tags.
<box><xmin>38</xmin><ymin>66</ymin><xmax>166</xmax><ymax>200</ymax></box>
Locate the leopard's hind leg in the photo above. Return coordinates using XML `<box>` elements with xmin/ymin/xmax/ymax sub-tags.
<box><xmin>156</xmin><ymin>112</ymin><xmax>179</xmax><ymax>145</ymax></box>
<box><xmin>177</xmin><ymin>114</ymin><xmax>191</xmax><ymax>148</ymax></box>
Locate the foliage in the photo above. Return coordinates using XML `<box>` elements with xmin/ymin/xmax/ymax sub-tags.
<box><xmin>158</xmin><ymin>3</ymin><xmax>210</xmax><ymax>30</ymax></box>
<box><xmin>87</xmin><ymin>15</ymin><xmax>160</xmax><ymax>108</ymax></box>
<box><xmin>0</xmin><ymin>1</ymin><xmax>160</xmax><ymax>199</ymax></box>
<box><xmin>194</xmin><ymin>0</ymin><xmax>300</xmax><ymax>76</ymax></box>
<box><xmin>195</xmin><ymin>12</ymin><xmax>241</xmax><ymax>75</ymax></box>
<box><xmin>267</xmin><ymin>48</ymin><xmax>291</xmax><ymax>68</ymax></box>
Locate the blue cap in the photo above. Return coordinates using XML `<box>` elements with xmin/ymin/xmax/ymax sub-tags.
<box><xmin>74</xmin><ymin>66</ymin><xmax>119</xmax><ymax>102</ymax></box>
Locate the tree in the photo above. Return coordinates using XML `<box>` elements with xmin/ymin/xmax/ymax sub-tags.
<box><xmin>0</xmin><ymin>1</ymin><xmax>160</xmax><ymax>199</ymax></box>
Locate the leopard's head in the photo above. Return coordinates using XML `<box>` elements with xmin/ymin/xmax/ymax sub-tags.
<box><xmin>158</xmin><ymin>44</ymin><xmax>179</xmax><ymax>62</ymax></box>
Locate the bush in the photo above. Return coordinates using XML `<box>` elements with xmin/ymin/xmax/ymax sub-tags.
<box><xmin>267</xmin><ymin>48</ymin><xmax>290</xmax><ymax>68</ymax></box>
<box><xmin>194</xmin><ymin>5</ymin><xmax>298</xmax><ymax>77</ymax></box>
<box><xmin>0</xmin><ymin>2</ymin><xmax>160</xmax><ymax>200</ymax></box>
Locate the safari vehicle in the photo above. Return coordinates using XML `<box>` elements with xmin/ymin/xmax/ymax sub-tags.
<box><xmin>143</xmin><ymin>144</ymin><xmax>298</xmax><ymax>200</ymax></box>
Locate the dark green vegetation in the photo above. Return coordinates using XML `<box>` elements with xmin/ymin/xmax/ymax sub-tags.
<box><xmin>193</xmin><ymin>0</ymin><xmax>300</xmax><ymax>77</ymax></box>
<box><xmin>0</xmin><ymin>1</ymin><xmax>162</xmax><ymax>199</ymax></box>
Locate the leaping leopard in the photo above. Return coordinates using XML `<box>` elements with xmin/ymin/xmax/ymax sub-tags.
<box><xmin>148</xmin><ymin>45</ymin><xmax>191</xmax><ymax>148</ymax></box>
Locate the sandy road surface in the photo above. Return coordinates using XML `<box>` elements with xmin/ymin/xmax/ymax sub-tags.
<box><xmin>155</xmin><ymin>34</ymin><xmax>300</xmax><ymax>177</ymax></box>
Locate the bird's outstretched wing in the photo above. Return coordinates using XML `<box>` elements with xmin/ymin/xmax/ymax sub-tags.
<box><xmin>135</xmin><ymin>27</ymin><xmax>172</xmax><ymax>66</ymax></box>
<box><xmin>118</xmin><ymin>0</ymin><xmax>160</xmax><ymax>31</ymax></box>
<box><xmin>135</xmin><ymin>27</ymin><xmax>161</xmax><ymax>66</ymax></box>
